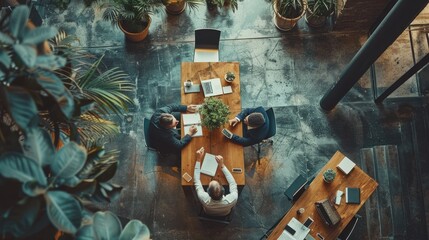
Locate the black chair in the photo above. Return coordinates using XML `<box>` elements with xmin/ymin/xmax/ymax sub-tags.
<box><xmin>194</xmin><ymin>29</ymin><xmax>221</xmax><ymax>62</ymax></box>
<box><xmin>143</xmin><ymin>117</ymin><xmax>157</xmax><ymax>151</ymax></box>
<box><xmin>284</xmin><ymin>174</ymin><xmax>308</xmax><ymax>202</ymax></box>
<box><xmin>255</xmin><ymin>108</ymin><xmax>276</xmax><ymax>163</ymax></box>
<box><xmin>337</xmin><ymin>214</ymin><xmax>361</xmax><ymax>240</ymax></box>
<box><xmin>198</xmin><ymin>206</ymin><xmax>233</xmax><ymax>224</ymax></box>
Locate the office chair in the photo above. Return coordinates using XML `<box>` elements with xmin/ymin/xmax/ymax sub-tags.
<box><xmin>337</xmin><ymin>214</ymin><xmax>361</xmax><ymax>240</ymax></box>
<box><xmin>143</xmin><ymin>117</ymin><xmax>157</xmax><ymax>151</ymax></box>
<box><xmin>198</xmin><ymin>206</ymin><xmax>233</xmax><ymax>224</ymax></box>
<box><xmin>194</xmin><ymin>29</ymin><xmax>221</xmax><ymax>62</ymax></box>
<box><xmin>284</xmin><ymin>174</ymin><xmax>308</xmax><ymax>202</ymax></box>
<box><xmin>255</xmin><ymin>108</ymin><xmax>276</xmax><ymax>164</ymax></box>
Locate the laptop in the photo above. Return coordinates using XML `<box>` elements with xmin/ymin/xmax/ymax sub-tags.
<box><xmin>278</xmin><ymin>217</ymin><xmax>310</xmax><ymax>240</ymax></box>
<box><xmin>201</xmin><ymin>78</ymin><xmax>224</xmax><ymax>97</ymax></box>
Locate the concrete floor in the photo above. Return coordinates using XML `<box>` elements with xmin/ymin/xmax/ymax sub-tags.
<box><xmin>40</xmin><ymin>1</ymin><xmax>429</xmax><ymax>239</ymax></box>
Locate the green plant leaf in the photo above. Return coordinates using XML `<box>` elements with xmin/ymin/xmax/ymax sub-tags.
<box><xmin>0</xmin><ymin>32</ymin><xmax>14</xmax><ymax>44</ymax></box>
<box><xmin>22</xmin><ymin>181</ymin><xmax>47</xmax><ymax>196</ymax></box>
<box><xmin>0</xmin><ymin>152</ymin><xmax>47</xmax><ymax>186</ymax></box>
<box><xmin>0</xmin><ymin>197</ymin><xmax>42</xmax><ymax>238</ymax></box>
<box><xmin>119</xmin><ymin>220</ymin><xmax>150</xmax><ymax>240</ymax></box>
<box><xmin>57</xmin><ymin>176</ymin><xmax>82</xmax><ymax>187</ymax></box>
<box><xmin>0</xmin><ymin>50</ymin><xmax>12</xmax><ymax>69</ymax></box>
<box><xmin>93</xmin><ymin>211</ymin><xmax>122</xmax><ymax>240</ymax></box>
<box><xmin>76</xmin><ymin>225</ymin><xmax>95</xmax><ymax>240</ymax></box>
<box><xmin>13</xmin><ymin>44</ymin><xmax>37</xmax><ymax>68</ymax></box>
<box><xmin>9</xmin><ymin>5</ymin><xmax>30</xmax><ymax>38</ymax></box>
<box><xmin>35</xmin><ymin>69</ymin><xmax>66</xmax><ymax>99</ymax></box>
<box><xmin>35</xmin><ymin>54</ymin><xmax>67</xmax><ymax>70</ymax></box>
<box><xmin>21</xmin><ymin>127</ymin><xmax>55</xmax><ymax>166</ymax></box>
<box><xmin>23</xmin><ymin>26</ymin><xmax>58</xmax><ymax>45</ymax></box>
<box><xmin>4</xmin><ymin>88</ymin><xmax>38</xmax><ymax>131</ymax></box>
<box><xmin>52</xmin><ymin>142</ymin><xmax>87</xmax><ymax>178</ymax></box>
<box><xmin>45</xmin><ymin>191</ymin><xmax>82</xmax><ymax>234</ymax></box>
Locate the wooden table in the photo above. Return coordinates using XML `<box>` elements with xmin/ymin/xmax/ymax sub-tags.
<box><xmin>267</xmin><ymin>151</ymin><xmax>378</xmax><ymax>240</ymax></box>
<box><xmin>180</xmin><ymin>62</ymin><xmax>245</xmax><ymax>187</ymax></box>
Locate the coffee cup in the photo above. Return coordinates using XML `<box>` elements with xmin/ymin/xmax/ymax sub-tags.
<box><xmin>185</xmin><ymin>80</ymin><xmax>192</xmax><ymax>87</ymax></box>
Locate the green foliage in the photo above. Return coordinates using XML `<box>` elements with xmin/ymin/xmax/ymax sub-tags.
<box><xmin>199</xmin><ymin>97</ymin><xmax>230</xmax><ymax>131</ymax></box>
<box><xmin>275</xmin><ymin>0</ymin><xmax>304</xmax><ymax>19</ymax></box>
<box><xmin>323</xmin><ymin>168</ymin><xmax>336</xmax><ymax>182</ymax></box>
<box><xmin>226</xmin><ymin>71</ymin><xmax>235</xmax><ymax>81</ymax></box>
<box><xmin>162</xmin><ymin>0</ymin><xmax>204</xmax><ymax>12</ymax></box>
<box><xmin>307</xmin><ymin>0</ymin><xmax>336</xmax><ymax>17</ymax></box>
<box><xmin>98</xmin><ymin>0</ymin><xmax>163</xmax><ymax>32</ymax></box>
<box><xmin>207</xmin><ymin>0</ymin><xmax>238</xmax><ymax>12</ymax></box>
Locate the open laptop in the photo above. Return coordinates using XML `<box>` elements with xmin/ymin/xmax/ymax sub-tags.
<box><xmin>201</xmin><ymin>78</ymin><xmax>224</xmax><ymax>97</ymax></box>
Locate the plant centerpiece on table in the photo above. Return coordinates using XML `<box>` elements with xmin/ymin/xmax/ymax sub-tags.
<box><xmin>206</xmin><ymin>0</ymin><xmax>238</xmax><ymax>12</ymax></box>
<box><xmin>199</xmin><ymin>97</ymin><xmax>230</xmax><ymax>131</ymax></box>
<box><xmin>323</xmin><ymin>168</ymin><xmax>336</xmax><ymax>183</ymax></box>
<box><xmin>224</xmin><ymin>71</ymin><xmax>235</xmax><ymax>83</ymax></box>
<box><xmin>272</xmin><ymin>0</ymin><xmax>307</xmax><ymax>31</ymax></box>
<box><xmin>305</xmin><ymin>0</ymin><xmax>336</xmax><ymax>27</ymax></box>
<box><xmin>162</xmin><ymin>0</ymin><xmax>204</xmax><ymax>15</ymax></box>
<box><xmin>98</xmin><ymin>0</ymin><xmax>163</xmax><ymax>42</ymax></box>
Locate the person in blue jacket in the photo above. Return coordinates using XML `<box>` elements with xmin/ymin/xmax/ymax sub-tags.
<box><xmin>227</xmin><ymin>106</ymin><xmax>269</xmax><ymax>147</ymax></box>
<box><xmin>149</xmin><ymin>104</ymin><xmax>198</xmax><ymax>154</ymax></box>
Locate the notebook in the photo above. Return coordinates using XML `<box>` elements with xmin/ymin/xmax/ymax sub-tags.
<box><xmin>337</xmin><ymin>156</ymin><xmax>356</xmax><ymax>175</ymax></box>
<box><xmin>345</xmin><ymin>187</ymin><xmax>360</xmax><ymax>204</ymax></box>
<box><xmin>200</xmin><ymin>153</ymin><xmax>218</xmax><ymax>176</ymax></box>
<box><xmin>182</xmin><ymin>113</ymin><xmax>203</xmax><ymax>137</ymax></box>
<box><xmin>201</xmin><ymin>78</ymin><xmax>224</xmax><ymax>97</ymax></box>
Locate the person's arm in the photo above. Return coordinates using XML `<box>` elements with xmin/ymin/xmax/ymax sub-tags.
<box><xmin>230</xmin><ymin>134</ymin><xmax>261</xmax><ymax>147</ymax></box>
<box><xmin>169</xmin><ymin>132</ymin><xmax>193</xmax><ymax>151</ymax></box>
<box><xmin>216</xmin><ymin>156</ymin><xmax>238</xmax><ymax>203</ymax></box>
<box><xmin>194</xmin><ymin>147</ymin><xmax>210</xmax><ymax>203</ymax></box>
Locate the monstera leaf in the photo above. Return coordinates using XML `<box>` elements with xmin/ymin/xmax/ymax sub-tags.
<box><xmin>45</xmin><ymin>191</ymin><xmax>82</xmax><ymax>234</ymax></box>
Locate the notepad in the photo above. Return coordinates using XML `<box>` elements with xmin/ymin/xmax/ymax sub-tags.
<box><xmin>345</xmin><ymin>187</ymin><xmax>360</xmax><ymax>204</ymax></box>
<box><xmin>200</xmin><ymin>153</ymin><xmax>218</xmax><ymax>177</ymax></box>
<box><xmin>337</xmin><ymin>156</ymin><xmax>356</xmax><ymax>175</ymax></box>
<box><xmin>182</xmin><ymin>113</ymin><xmax>202</xmax><ymax>137</ymax></box>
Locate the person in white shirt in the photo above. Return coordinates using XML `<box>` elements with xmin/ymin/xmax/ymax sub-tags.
<box><xmin>193</xmin><ymin>147</ymin><xmax>238</xmax><ymax>216</ymax></box>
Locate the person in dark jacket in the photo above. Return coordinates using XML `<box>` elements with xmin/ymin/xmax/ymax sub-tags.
<box><xmin>149</xmin><ymin>104</ymin><xmax>198</xmax><ymax>154</ymax></box>
<box><xmin>226</xmin><ymin>106</ymin><xmax>269</xmax><ymax>147</ymax></box>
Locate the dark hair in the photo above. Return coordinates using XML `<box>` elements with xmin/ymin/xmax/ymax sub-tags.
<box><xmin>159</xmin><ymin>113</ymin><xmax>174</xmax><ymax>128</ymax></box>
<box><xmin>207</xmin><ymin>181</ymin><xmax>225</xmax><ymax>200</ymax></box>
<box><xmin>247</xmin><ymin>112</ymin><xmax>265</xmax><ymax>128</ymax></box>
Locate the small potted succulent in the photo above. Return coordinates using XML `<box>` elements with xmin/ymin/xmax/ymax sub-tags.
<box><xmin>199</xmin><ymin>97</ymin><xmax>230</xmax><ymax>131</ymax></box>
<box><xmin>323</xmin><ymin>168</ymin><xmax>336</xmax><ymax>183</ymax></box>
<box><xmin>224</xmin><ymin>71</ymin><xmax>236</xmax><ymax>83</ymax></box>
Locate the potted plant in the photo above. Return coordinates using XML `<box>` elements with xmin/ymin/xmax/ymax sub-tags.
<box><xmin>272</xmin><ymin>0</ymin><xmax>307</xmax><ymax>31</ymax></box>
<box><xmin>99</xmin><ymin>0</ymin><xmax>163</xmax><ymax>42</ymax></box>
<box><xmin>206</xmin><ymin>0</ymin><xmax>238</xmax><ymax>12</ymax></box>
<box><xmin>305</xmin><ymin>0</ymin><xmax>336</xmax><ymax>27</ymax></box>
<box><xmin>199</xmin><ymin>97</ymin><xmax>230</xmax><ymax>131</ymax></box>
<box><xmin>162</xmin><ymin>0</ymin><xmax>204</xmax><ymax>15</ymax></box>
<box><xmin>323</xmin><ymin>168</ymin><xmax>336</xmax><ymax>183</ymax></box>
<box><xmin>224</xmin><ymin>71</ymin><xmax>235</xmax><ymax>83</ymax></box>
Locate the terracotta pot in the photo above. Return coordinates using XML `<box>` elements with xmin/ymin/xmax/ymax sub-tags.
<box><xmin>273</xmin><ymin>0</ymin><xmax>306</xmax><ymax>31</ymax></box>
<box><xmin>304</xmin><ymin>8</ymin><xmax>328</xmax><ymax>28</ymax></box>
<box><xmin>118</xmin><ymin>17</ymin><xmax>151</xmax><ymax>42</ymax></box>
<box><xmin>165</xmin><ymin>0</ymin><xmax>186</xmax><ymax>14</ymax></box>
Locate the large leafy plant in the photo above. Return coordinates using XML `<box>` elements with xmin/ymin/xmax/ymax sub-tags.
<box><xmin>0</xmin><ymin>5</ymin><xmax>148</xmax><ymax>238</ymax></box>
<box><xmin>199</xmin><ymin>97</ymin><xmax>230</xmax><ymax>131</ymax></box>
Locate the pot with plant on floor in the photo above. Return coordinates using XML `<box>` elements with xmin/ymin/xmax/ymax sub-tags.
<box><xmin>323</xmin><ymin>168</ymin><xmax>336</xmax><ymax>183</ymax></box>
<box><xmin>199</xmin><ymin>97</ymin><xmax>230</xmax><ymax>131</ymax></box>
<box><xmin>206</xmin><ymin>0</ymin><xmax>238</xmax><ymax>12</ymax></box>
<box><xmin>305</xmin><ymin>0</ymin><xmax>336</xmax><ymax>28</ymax></box>
<box><xmin>272</xmin><ymin>0</ymin><xmax>306</xmax><ymax>31</ymax></box>
<box><xmin>99</xmin><ymin>0</ymin><xmax>163</xmax><ymax>42</ymax></box>
<box><xmin>162</xmin><ymin>0</ymin><xmax>204</xmax><ymax>14</ymax></box>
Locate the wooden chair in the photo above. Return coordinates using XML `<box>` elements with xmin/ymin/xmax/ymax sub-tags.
<box><xmin>194</xmin><ymin>29</ymin><xmax>221</xmax><ymax>62</ymax></box>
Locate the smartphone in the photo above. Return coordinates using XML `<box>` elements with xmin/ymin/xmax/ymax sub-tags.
<box><xmin>284</xmin><ymin>225</ymin><xmax>296</xmax><ymax>235</ymax></box>
<box><xmin>232</xmin><ymin>168</ymin><xmax>242</xmax><ymax>173</ymax></box>
<box><xmin>304</xmin><ymin>217</ymin><xmax>314</xmax><ymax>227</ymax></box>
<box><xmin>316</xmin><ymin>233</ymin><xmax>325</xmax><ymax>240</ymax></box>
<box><xmin>182</xmin><ymin>172</ymin><xmax>192</xmax><ymax>182</ymax></box>
<box><xmin>222</xmin><ymin>128</ymin><xmax>233</xmax><ymax>139</ymax></box>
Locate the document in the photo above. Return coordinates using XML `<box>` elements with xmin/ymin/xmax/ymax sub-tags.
<box><xmin>200</xmin><ymin>153</ymin><xmax>218</xmax><ymax>177</ymax></box>
<box><xmin>182</xmin><ymin>113</ymin><xmax>203</xmax><ymax>137</ymax></box>
<box><xmin>337</xmin><ymin>156</ymin><xmax>356</xmax><ymax>175</ymax></box>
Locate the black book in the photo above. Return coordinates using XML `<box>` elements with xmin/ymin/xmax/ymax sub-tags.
<box><xmin>346</xmin><ymin>187</ymin><xmax>360</xmax><ymax>204</ymax></box>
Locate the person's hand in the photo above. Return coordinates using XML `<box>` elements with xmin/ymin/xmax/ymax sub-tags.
<box><xmin>228</xmin><ymin>118</ymin><xmax>239</xmax><ymax>127</ymax></box>
<box><xmin>188</xmin><ymin>125</ymin><xmax>198</xmax><ymax>136</ymax></box>
<box><xmin>196</xmin><ymin>147</ymin><xmax>204</xmax><ymax>162</ymax></box>
<box><xmin>215</xmin><ymin>155</ymin><xmax>224</xmax><ymax>168</ymax></box>
<box><xmin>187</xmin><ymin>104</ymin><xmax>198</xmax><ymax>113</ymax></box>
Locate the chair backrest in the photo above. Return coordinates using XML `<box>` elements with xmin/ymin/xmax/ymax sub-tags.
<box><xmin>284</xmin><ymin>175</ymin><xmax>307</xmax><ymax>202</ymax></box>
<box><xmin>195</xmin><ymin>29</ymin><xmax>221</xmax><ymax>50</ymax></box>
<box><xmin>337</xmin><ymin>215</ymin><xmax>361</xmax><ymax>240</ymax></box>
<box><xmin>143</xmin><ymin>118</ymin><xmax>156</xmax><ymax>150</ymax></box>
<box><xmin>198</xmin><ymin>206</ymin><xmax>233</xmax><ymax>224</ymax></box>
<box><xmin>265</xmin><ymin>108</ymin><xmax>276</xmax><ymax>139</ymax></box>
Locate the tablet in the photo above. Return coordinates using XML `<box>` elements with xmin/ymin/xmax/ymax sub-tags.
<box><xmin>222</xmin><ymin>128</ymin><xmax>233</xmax><ymax>139</ymax></box>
